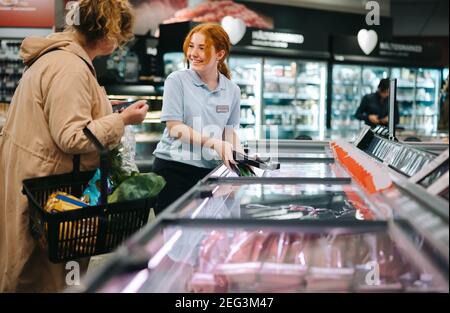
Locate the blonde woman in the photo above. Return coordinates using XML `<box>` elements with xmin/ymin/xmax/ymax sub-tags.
<box><xmin>0</xmin><ymin>0</ymin><xmax>148</xmax><ymax>292</ymax></box>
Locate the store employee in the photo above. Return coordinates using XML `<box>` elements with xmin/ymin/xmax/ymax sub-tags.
<box><xmin>355</xmin><ymin>78</ymin><xmax>399</xmax><ymax>128</ymax></box>
<box><xmin>152</xmin><ymin>23</ymin><xmax>244</xmax><ymax>214</ymax></box>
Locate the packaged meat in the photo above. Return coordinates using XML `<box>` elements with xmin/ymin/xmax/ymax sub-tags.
<box><xmin>149</xmin><ymin>227</ymin><xmax>447</xmax><ymax>293</ymax></box>
<box><xmin>224</xmin><ymin>231</ymin><xmax>258</xmax><ymax>263</ymax></box>
<box><xmin>285</xmin><ymin>234</ymin><xmax>311</xmax><ymax>266</ymax></box>
<box><xmin>262</xmin><ymin>233</ymin><xmax>290</xmax><ymax>263</ymax></box>
<box><xmin>305</xmin><ymin>267</ymin><xmax>355</xmax><ymax>292</ymax></box>
<box><xmin>216</xmin><ymin>231</ymin><xmax>262</xmax><ymax>284</ymax></box>
<box><xmin>250</xmin><ymin>231</ymin><xmax>270</xmax><ymax>262</ymax></box>
<box><xmin>187</xmin><ymin>272</ymin><xmax>228</xmax><ymax>293</ymax></box>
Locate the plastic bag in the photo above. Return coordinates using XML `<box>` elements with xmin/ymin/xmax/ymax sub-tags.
<box><xmin>109</xmin><ymin>126</ymin><xmax>139</xmax><ymax>187</ymax></box>
<box><xmin>120</xmin><ymin>125</ymin><xmax>139</xmax><ymax>175</ymax></box>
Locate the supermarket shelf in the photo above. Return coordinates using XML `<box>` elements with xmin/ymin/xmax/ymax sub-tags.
<box><xmin>297</xmin><ymin>81</ymin><xmax>321</xmax><ymax>86</ymax></box>
<box><xmin>234</xmin><ymin>79</ymin><xmax>257</xmax><ymax>86</ymax></box>
<box><xmin>416</xmin><ymin>113</ymin><xmax>437</xmax><ymax>116</ymax></box>
<box><xmin>265</xmin><ymin>111</ymin><xmax>318</xmax><ymax>116</ymax></box>
<box><xmin>333</xmin><ymin>98</ymin><xmax>359</xmax><ymax>101</ymax></box>
<box><xmin>265</xmin><ymin>124</ymin><xmax>319</xmax><ymax>132</ymax></box>
<box><xmin>297</xmin><ymin>95</ymin><xmax>319</xmax><ymax>101</ymax></box>
<box><xmin>416</xmin><ymin>100</ymin><xmax>436</xmax><ymax>103</ymax></box>
<box><xmin>264</xmin><ymin>76</ymin><xmax>295</xmax><ymax>84</ymax></box>
<box><xmin>264</xmin><ymin>93</ymin><xmax>295</xmax><ymax>99</ymax></box>
<box><xmin>333</xmin><ymin>81</ymin><xmax>360</xmax><ymax>85</ymax></box>
<box><xmin>398</xmin><ymin>99</ymin><xmax>436</xmax><ymax>103</ymax></box>
<box><xmin>398</xmin><ymin>85</ymin><xmax>435</xmax><ymax>89</ymax></box>
<box><xmin>397</xmin><ymin>83</ymin><xmax>416</xmax><ymax>88</ymax></box>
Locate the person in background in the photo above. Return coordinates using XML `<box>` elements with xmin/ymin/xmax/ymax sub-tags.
<box><xmin>152</xmin><ymin>23</ymin><xmax>244</xmax><ymax>215</ymax></box>
<box><xmin>438</xmin><ymin>75</ymin><xmax>449</xmax><ymax>132</ymax></box>
<box><xmin>0</xmin><ymin>0</ymin><xmax>148</xmax><ymax>292</ymax></box>
<box><xmin>355</xmin><ymin>78</ymin><xmax>399</xmax><ymax>128</ymax></box>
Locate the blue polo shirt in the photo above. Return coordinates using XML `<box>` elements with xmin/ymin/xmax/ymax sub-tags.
<box><xmin>153</xmin><ymin>69</ymin><xmax>241</xmax><ymax>169</ymax></box>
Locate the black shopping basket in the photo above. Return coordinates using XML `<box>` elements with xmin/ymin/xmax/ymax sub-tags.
<box><xmin>22</xmin><ymin>127</ymin><xmax>154</xmax><ymax>263</ymax></box>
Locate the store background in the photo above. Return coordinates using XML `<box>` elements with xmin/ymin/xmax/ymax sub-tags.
<box><xmin>0</xmin><ymin>0</ymin><xmax>449</xmax><ymax>171</ymax></box>
<box><xmin>0</xmin><ymin>0</ymin><xmax>448</xmax><ymax>288</ymax></box>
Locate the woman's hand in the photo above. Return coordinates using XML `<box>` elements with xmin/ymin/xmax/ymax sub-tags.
<box><xmin>209</xmin><ymin>139</ymin><xmax>237</xmax><ymax>170</ymax></box>
<box><xmin>119</xmin><ymin>101</ymin><xmax>148</xmax><ymax>125</ymax></box>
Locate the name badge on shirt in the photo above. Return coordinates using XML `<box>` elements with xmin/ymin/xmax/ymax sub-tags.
<box><xmin>216</xmin><ymin>105</ymin><xmax>229</xmax><ymax>113</ymax></box>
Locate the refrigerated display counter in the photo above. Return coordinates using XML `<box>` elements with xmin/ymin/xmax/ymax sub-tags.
<box><xmin>209</xmin><ymin>161</ymin><xmax>348</xmax><ymax>180</ymax></box>
<box><xmin>244</xmin><ymin>139</ymin><xmax>333</xmax><ymax>156</ymax></box>
<box><xmin>163</xmin><ymin>181</ymin><xmax>380</xmax><ymax>221</ymax></box>
<box><xmin>80</xmin><ymin>221</ymin><xmax>447</xmax><ymax>293</ymax></box>
<box><xmin>75</xmin><ymin>128</ymin><xmax>449</xmax><ymax>293</ymax></box>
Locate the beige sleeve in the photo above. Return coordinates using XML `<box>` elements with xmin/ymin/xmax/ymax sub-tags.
<box><xmin>44</xmin><ymin>70</ymin><xmax>124</xmax><ymax>154</ymax></box>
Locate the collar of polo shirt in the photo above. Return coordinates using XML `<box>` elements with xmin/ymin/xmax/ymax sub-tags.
<box><xmin>189</xmin><ymin>69</ymin><xmax>227</xmax><ymax>92</ymax></box>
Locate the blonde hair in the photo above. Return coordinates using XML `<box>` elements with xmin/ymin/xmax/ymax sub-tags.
<box><xmin>183</xmin><ymin>23</ymin><xmax>232</xmax><ymax>79</ymax></box>
<box><xmin>68</xmin><ymin>0</ymin><xmax>135</xmax><ymax>47</ymax></box>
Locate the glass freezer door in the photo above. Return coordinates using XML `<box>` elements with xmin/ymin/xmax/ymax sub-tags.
<box><xmin>361</xmin><ymin>66</ymin><xmax>389</xmax><ymax>98</ymax></box>
<box><xmin>93</xmin><ymin>223</ymin><xmax>448</xmax><ymax>293</ymax></box>
<box><xmin>262</xmin><ymin>59</ymin><xmax>327</xmax><ymax>140</ymax></box>
<box><xmin>170</xmin><ymin>182</ymin><xmax>379</xmax><ymax>221</ymax></box>
<box><xmin>331</xmin><ymin>64</ymin><xmax>363</xmax><ymax>133</ymax></box>
<box><xmin>391</xmin><ymin>67</ymin><xmax>417</xmax><ymax>131</ymax></box>
<box><xmin>262</xmin><ymin>58</ymin><xmax>298</xmax><ymax>140</ymax></box>
<box><xmin>296</xmin><ymin>61</ymin><xmax>327</xmax><ymax>140</ymax></box>
<box><xmin>415</xmin><ymin>68</ymin><xmax>441</xmax><ymax>133</ymax></box>
<box><xmin>228</xmin><ymin>56</ymin><xmax>263</xmax><ymax>141</ymax></box>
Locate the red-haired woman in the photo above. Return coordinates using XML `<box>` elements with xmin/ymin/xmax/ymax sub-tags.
<box><xmin>152</xmin><ymin>23</ymin><xmax>244</xmax><ymax>214</ymax></box>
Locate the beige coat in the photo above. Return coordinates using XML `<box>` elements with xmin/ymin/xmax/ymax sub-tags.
<box><xmin>0</xmin><ymin>32</ymin><xmax>124</xmax><ymax>292</ymax></box>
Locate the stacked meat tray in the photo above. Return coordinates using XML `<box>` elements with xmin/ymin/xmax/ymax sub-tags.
<box><xmin>75</xmin><ymin>127</ymin><xmax>449</xmax><ymax>293</ymax></box>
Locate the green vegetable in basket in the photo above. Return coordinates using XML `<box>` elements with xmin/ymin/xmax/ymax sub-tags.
<box><xmin>108</xmin><ymin>173</ymin><xmax>166</xmax><ymax>203</ymax></box>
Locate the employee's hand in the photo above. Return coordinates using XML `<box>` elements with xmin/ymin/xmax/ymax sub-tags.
<box><xmin>210</xmin><ymin>139</ymin><xmax>237</xmax><ymax>170</ymax></box>
<box><xmin>380</xmin><ymin>116</ymin><xmax>389</xmax><ymax>125</ymax></box>
<box><xmin>119</xmin><ymin>100</ymin><xmax>148</xmax><ymax>125</ymax></box>
<box><xmin>368</xmin><ymin>114</ymin><xmax>380</xmax><ymax>125</ymax></box>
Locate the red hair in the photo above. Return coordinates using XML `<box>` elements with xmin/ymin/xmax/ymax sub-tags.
<box><xmin>183</xmin><ymin>23</ymin><xmax>232</xmax><ymax>79</ymax></box>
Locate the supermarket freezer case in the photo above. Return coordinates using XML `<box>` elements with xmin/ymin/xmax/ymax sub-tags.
<box><xmin>207</xmin><ymin>139</ymin><xmax>343</xmax><ymax>179</ymax></box>
<box><xmin>153</xmin><ymin>179</ymin><xmax>384</xmax><ymax>222</ymax></box>
<box><xmin>77</xmin><ymin>219</ymin><xmax>447</xmax><ymax>293</ymax></box>
<box><xmin>74</xmin><ymin>134</ymin><xmax>449</xmax><ymax>293</ymax></box>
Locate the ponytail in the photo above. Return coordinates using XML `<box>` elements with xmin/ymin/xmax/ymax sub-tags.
<box><xmin>218</xmin><ymin>61</ymin><xmax>231</xmax><ymax>80</ymax></box>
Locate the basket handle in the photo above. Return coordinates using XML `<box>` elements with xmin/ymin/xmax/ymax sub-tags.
<box><xmin>71</xmin><ymin>127</ymin><xmax>110</xmax><ymax>205</ymax></box>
